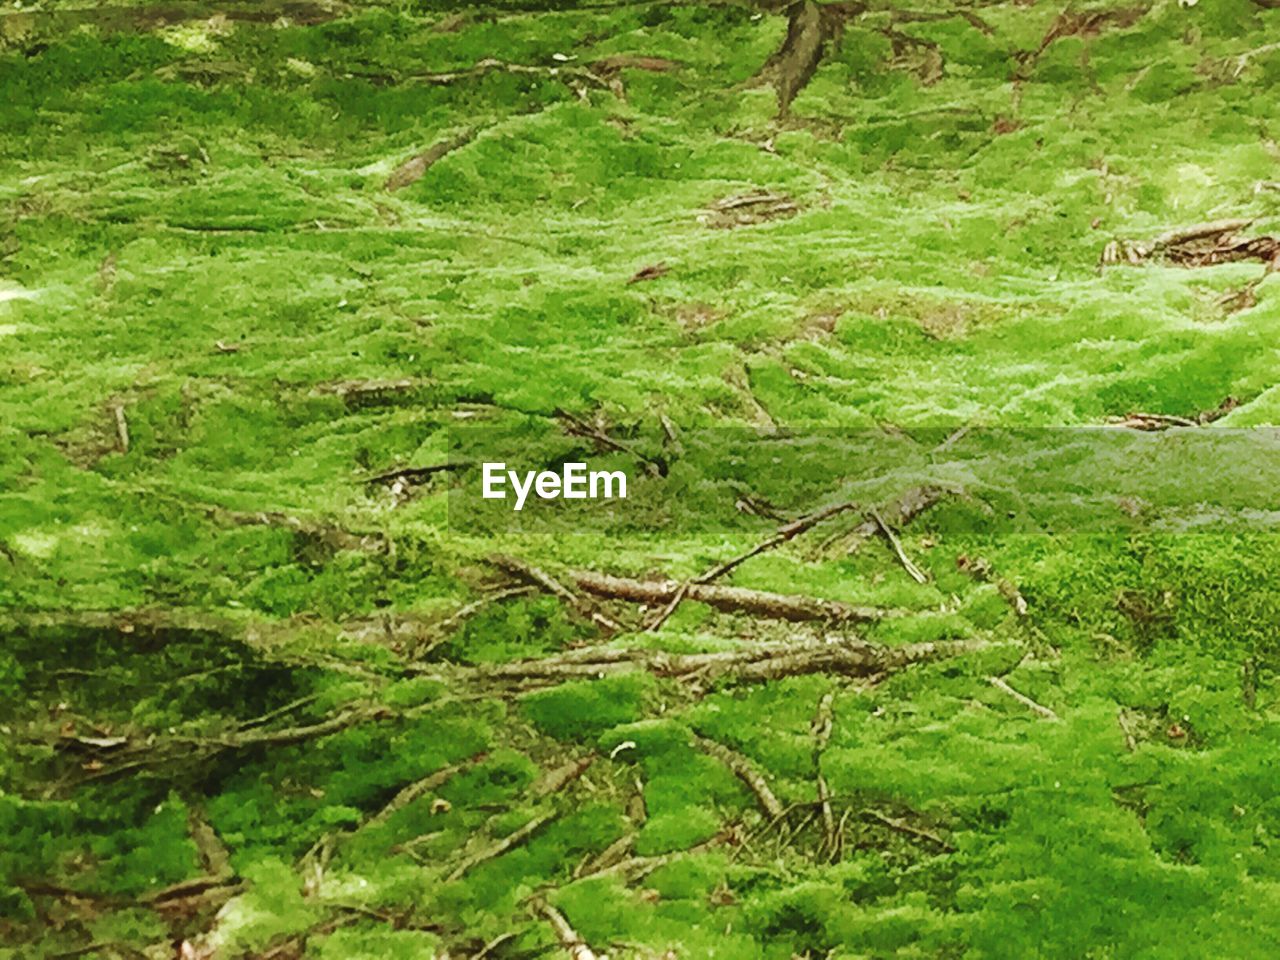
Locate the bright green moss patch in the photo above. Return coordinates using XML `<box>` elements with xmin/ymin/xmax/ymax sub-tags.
<box><xmin>4</xmin><ymin>0</ymin><xmax>1280</xmax><ymax>956</ymax></box>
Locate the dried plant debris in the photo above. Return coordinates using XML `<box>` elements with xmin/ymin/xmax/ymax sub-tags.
<box><xmin>1102</xmin><ymin>219</ymin><xmax>1280</xmax><ymax>268</ymax></box>
<box><xmin>1108</xmin><ymin>396</ymin><xmax>1239</xmax><ymax>431</ymax></box>
<box><xmin>701</xmin><ymin>191</ymin><xmax>801</xmax><ymax>228</ymax></box>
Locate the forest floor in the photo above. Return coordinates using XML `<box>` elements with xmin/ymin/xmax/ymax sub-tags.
<box><xmin>3</xmin><ymin>1</ymin><xmax>1280</xmax><ymax>958</ymax></box>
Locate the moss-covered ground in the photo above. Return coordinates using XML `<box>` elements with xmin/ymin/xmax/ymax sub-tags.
<box><xmin>3</xmin><ymin>1</ymin><xmax>1280</xmax><ymax>957</ymax></box>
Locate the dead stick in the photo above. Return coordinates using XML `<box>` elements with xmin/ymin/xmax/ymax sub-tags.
<box><xmin>811</xmin><ymin>691</ymin><xmax>836</xmax><ymax>857</ymax></box>
<box><xmin>447</xmin><ymin>811</ymin><xmax>558</xmax><ymax>882</ymax></box>
<box><xmin>862</xmin><ymin>808</ymin><xmax>954</xmax><ymax>851</ymax></box>
<box><xmin>648</xmin><ymin>499</ymin><xmax>860</xmax><ymax>631</ymax></box>
<box><xmin>693</xmin><ymin>735</ymin><xmax>785</xmax><ymax>820</ymax></box>
<box><xmin>871</xmin><ymin>509</ymin><xmax>929</xmax><ymax>583</ymax></box>
<box><xmin>477</xmin><ymin>637</ymin><xmax>1003</xmax><ymax>687</ymax></box>
<box><xmin>572</xmin><ymin>569</ymin><xmax>895</xmax><ymax>623</ymax></box>
<box><xmin>987</xmin><ymin>675</ymin><xmax>1060</xmax><ymax>721</ymax></box>
<box><xmin>417</xmin><ymin>586</ymin><xmax>533</xmax><ymax>657</ymax></box>
<box><xmin>111</xmin><ymin>402</ymin><xmax>130</xmax><ymax>453</ymax></box>
<box><xmin>534</xmin><ymin>756</ymin><xmax>595</xmax><ymax>797</ymax></box>
<box><xmin>492</xmin><ymin>556</ymin><xmax>621</xmax><ymax>632</ymax></box>
<box><xmin>531</xmin><ymin>899</ymin><xmax>598</xmax><ymax>960</ymax></box>
<box><xmin>1117</xmin><ymin>708</ymin><xmax>1138</xmax><ymax>752</ymax></box>
<box><xmin>368</xmin><ymin>755</ymin><xmax>483</xmax><ymax>829</ymax></box>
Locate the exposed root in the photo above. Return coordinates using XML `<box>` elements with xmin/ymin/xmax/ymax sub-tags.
<box><xmin>1016</xmin><ymin>5</ymin><xmax>1150</xmax><ymax>79</ymax></box>
<box><xmin>755</xmin><ymin>1</ymin><xmax>839</xmax><ymax>116</ymax></box>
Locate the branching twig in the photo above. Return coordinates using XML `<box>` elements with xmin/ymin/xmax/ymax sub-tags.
<box><xmin>647</xmin><ymin>498</ymin><xmax>859</xmax><ymax>630</ymax></box>
<box><xmin>490</xmin><ymin>555</ymin><xmax>621</xmax><ymax>632</ymax></box>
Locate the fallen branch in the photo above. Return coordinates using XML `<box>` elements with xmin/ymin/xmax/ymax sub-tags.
<box><xmin>703</xmin><ymin>190</ymin><xmax>800</xmax><ymax>228</ymax></box>
<box><xmin>647</xmin><ymin>498</ymin><xmax>860</xmax><ymax>630</ymax></box>
<box><xmin>577</xmin><ymin>829</ymin><xmax>731</xmax><ymax>884</ymax></box>
<box><xmin>410</xmin><ymin>57</ymin><xmax>609</xmax><ymax>95</ymax></box>
<box><xmin>987</xmin><ymin>675</ymin><xmax>1060</xmax><ymax>721</ymax></box>
<box><xmin>574</xmin><ymin>834</ymin><xmax>635</xmax><ymax>879</ymax></box>
<box><xmin>490</xmin><ymin>555</ymin><xmax>621</xmax><ymax>632</ymax></box>
<box><xmin>413</xmin><ymin>586</ymin><xmax>535</xmax><ymax>658</ymax></box>
<box><xmin>1117</xmin><ymin>708</ymin><xmax>1138</xmax><ymax>752</ymax></box>
<box><xmin>385</xmin><ymin>129</ymin><xmax>477</xmax><ymax>192</ymax></box>
<box><xmin>533</xmin><ymin>756</ymin><xmax>595</xmax><ymax>797</ymax></box>
<box><xmin>76</xmin><ymin>704</ymin><xmax>392</xmax><ymax>788</ymax></box>
<box><xmin>693</xmin><ymin>735</ymin><xmax>785</xmax><ymax>820</ymax></box>
<box><xmin>571</xmin><ymin>568</ymin><xmax>896</xmax><ymax>623</ymax></box>
<box><xmin>368</xmin><ymin>755</ymin><xmax>485</xmax><ymax>830</ymax></box>
<box><xmin>364</xmin><ymin>462</ymin><xmax>459</xmax><ymax>485</ymax></box>
<box><xmin>818</xmin><ymin>485</ymin><xmax>949</xmax><ymax>555</ymax></box>
<box><xmin>554</xmin><ymin>407</ymin><xmax>664</xmax><ymax>476</ymax></box>
<box><xmin>475</xmin><ymin>636</ymin><xmax>1001</xmax><ymax>688</ymax></box>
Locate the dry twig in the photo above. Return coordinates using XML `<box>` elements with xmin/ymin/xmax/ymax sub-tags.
<box><xmin>530</xmin><ymin>899</ymin><xmax>598</xmax><ymax>960</ymax></box>
<box><xmin>987</xmin><ymin>675</ymin><xmax>1060</xmax><ymax>721</ymax></box>
<box><xmin>694</xmin><ymin>735</ymin><xmax>786</xmax><ymax>820</ymax></box>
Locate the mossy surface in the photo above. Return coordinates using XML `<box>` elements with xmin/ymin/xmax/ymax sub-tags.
<box><xmin>3</xmin><ymin>1</ymin><xmax>1280</xmax><ymax>957</ymax></box>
